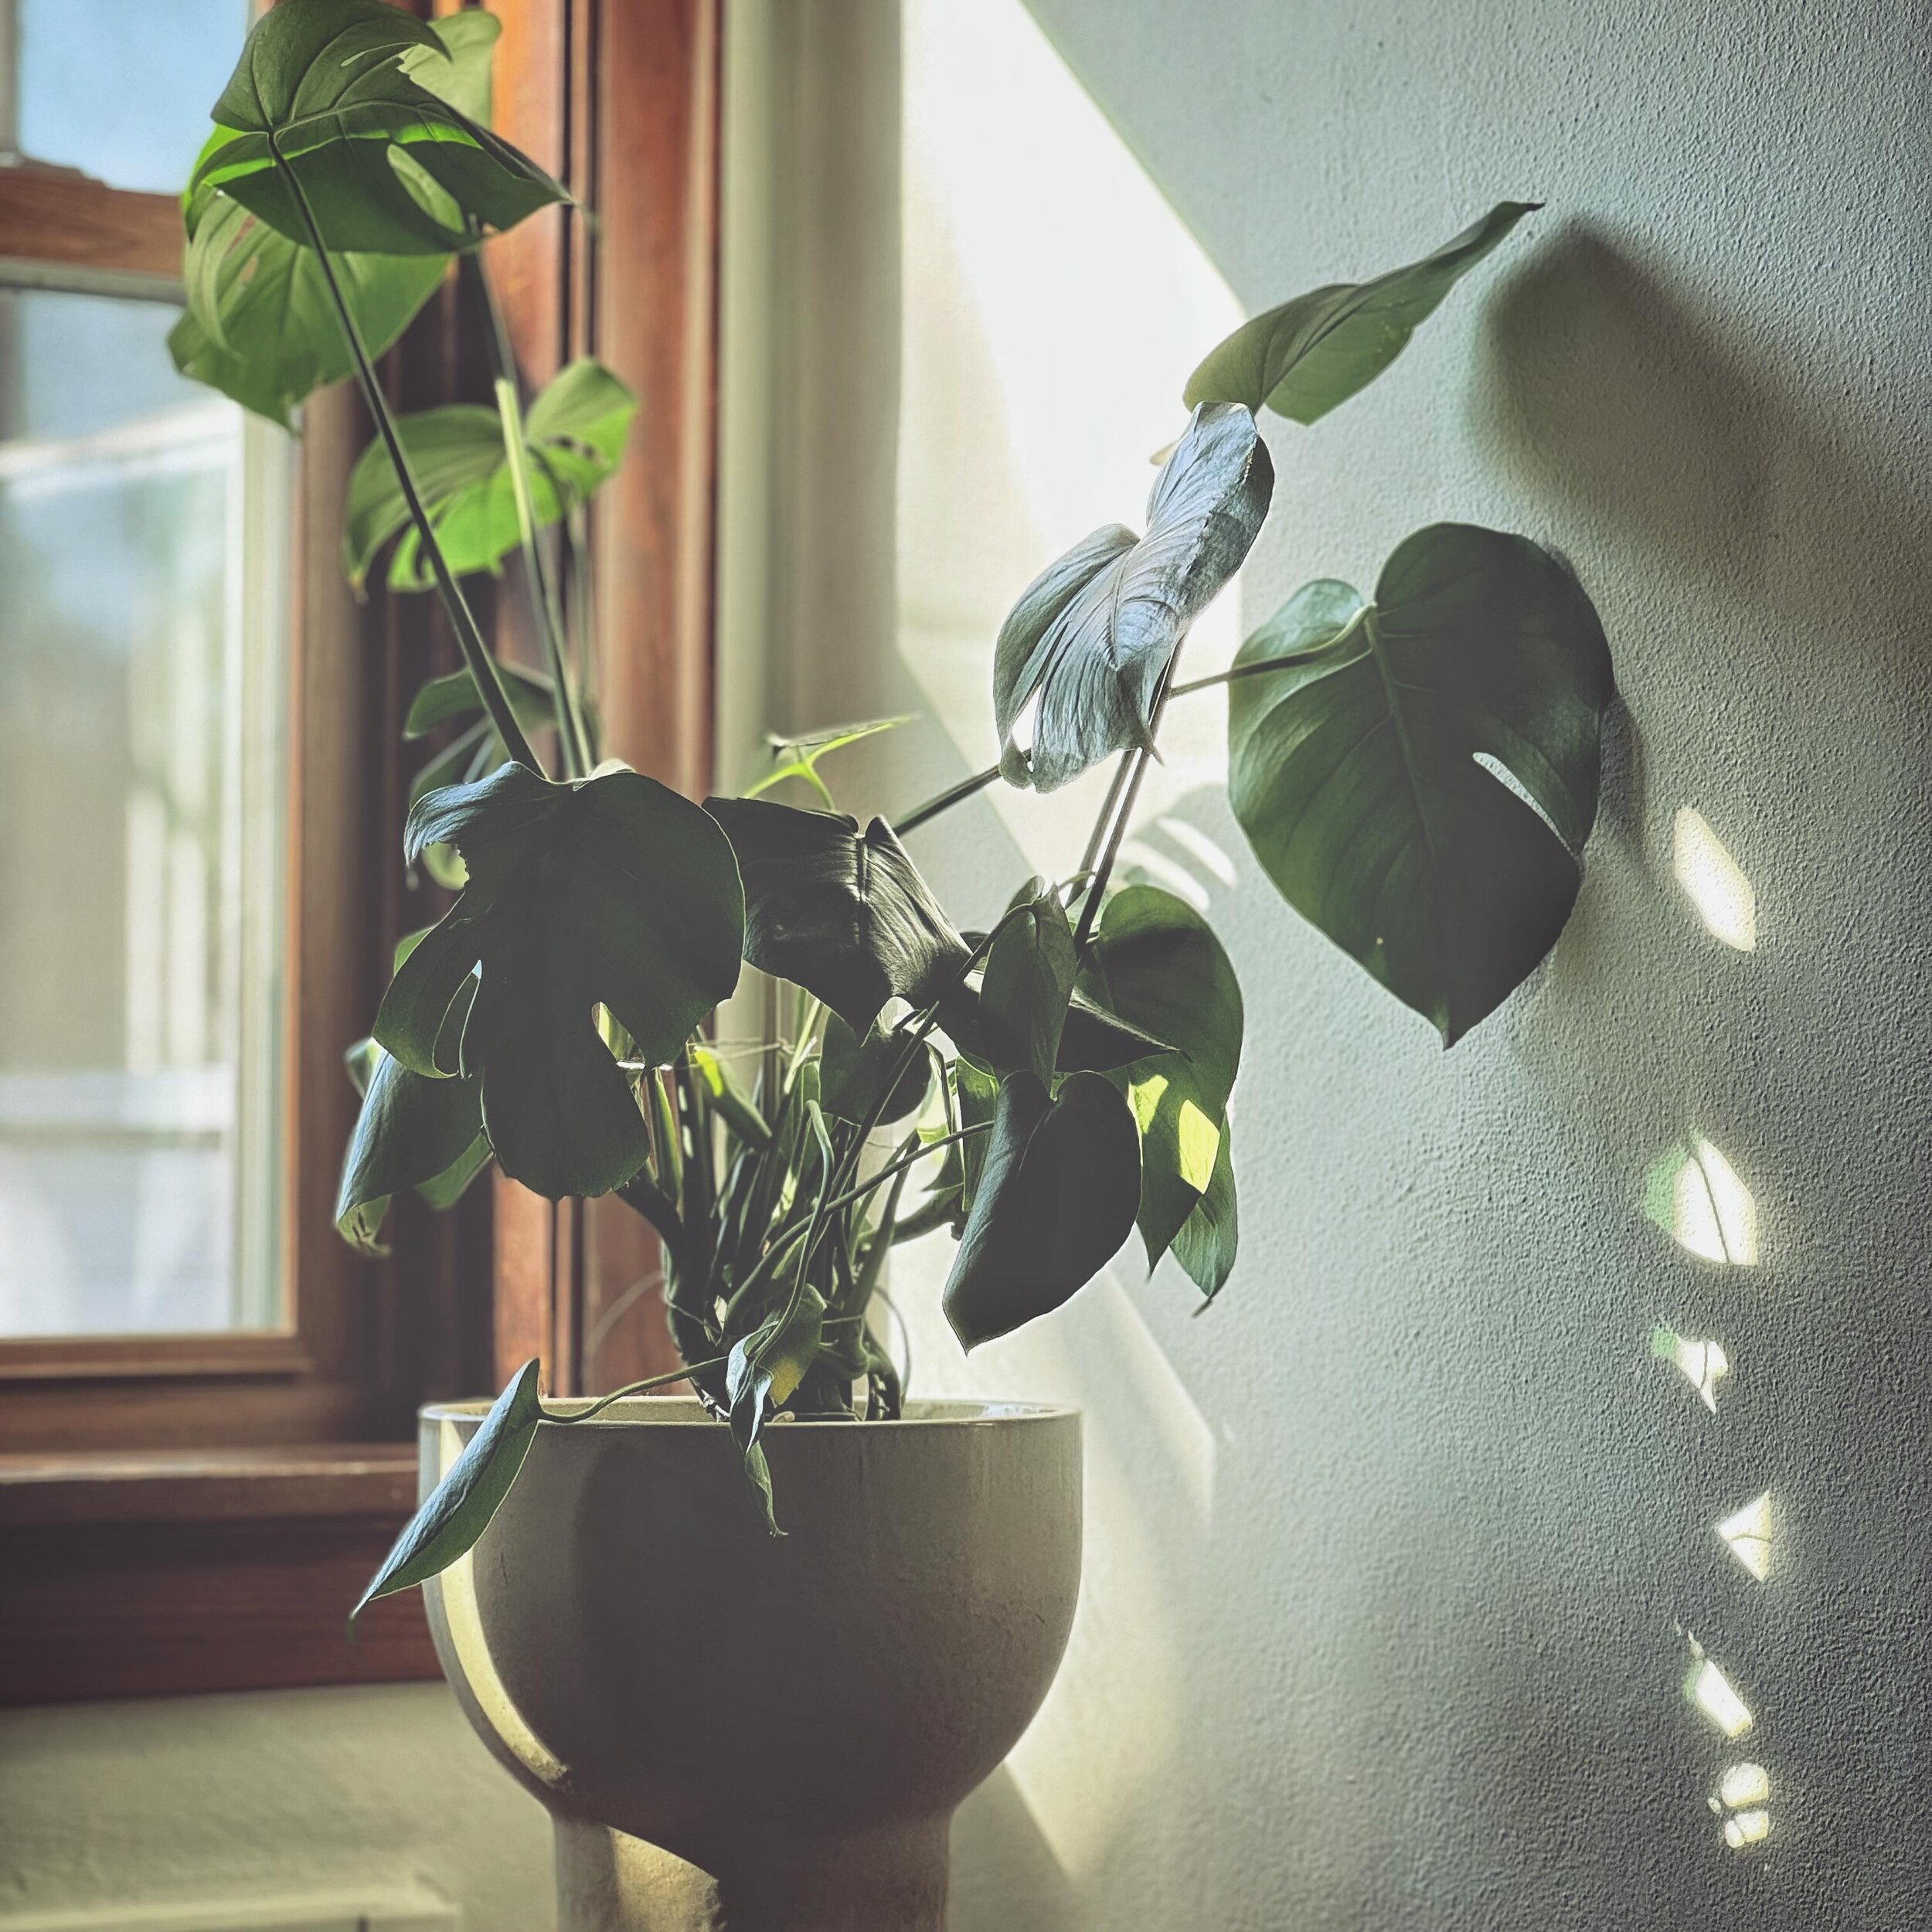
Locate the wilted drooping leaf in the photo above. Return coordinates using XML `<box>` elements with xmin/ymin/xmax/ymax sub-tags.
<box><xmin>1077</xmin><ymin>884</ymin><xmax>1243</xmax><ymax>1268</ymax></box>
<box><xmin>189</xmin><ymin>0</ymin><xmax>566</xmax><ymax>257</ymax></box>
<box><xmin>169</xmin><ymin>12</ymin><xmax>502</xmax><ymax>425</ymax></box>
<box><xmin>995</xmin><ymin>403</ymin><xmax>1273</xmax><ymax>792</ymax></box>
<box><xmin>345</xmin><ymin>359</ymin><xmax>638</xmax><ymax>591</ymax></box>
<box><xmin>376</xmin><ymin>763</ymin><xmax>744</xmax><ymax>1198</ymax></box>
<box><xmin>726</xmin><ymin>1283</ymin><xmax>828</xmax><ymax>1536</ymax></box>
<box><xmin>1182</xmin><ymin>202</ymin><xmax>1539</xmax><ymax>423</ymax></box>
<box><xmin>352</xmin><ymin>1359</ymin><xmax>543</xmax><ymax>1621</ymax></box>
<box><xmin>1226</xmin><ymin>523</ymin><xmax>1613</xmax><ymax>1044</ymax></box>
<box><xmin>942</xmin><ymin>1070</ymin><xmax>1141</xmax><ymax>1349</ymax></box>
<box><xmin>703</xmin><ymin>797</ymin><xmax>970</xmax><ymax>1034</ymax></box>
<box><xmin>336</xmin><ymin>1030</ymin><xmax>488</xmax><ymax>1253</ymax></box>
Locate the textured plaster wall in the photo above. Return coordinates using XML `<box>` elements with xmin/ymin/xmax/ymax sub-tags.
<box><xmin>725</xmin><ymin>0</ymin><xmax>1932</xmax><ymax>1926</ymax></box>
<box><xmin>0</xmin><ymin>1686</ymin><xmax>549</xmax><ymax>1927</ymax></box>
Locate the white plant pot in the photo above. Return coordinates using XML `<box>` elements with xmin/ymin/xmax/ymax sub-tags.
<box><xmin>419</xmin><ymin>1395</ymin><xmax>1082</xmax><ymax>1932</ymax></box>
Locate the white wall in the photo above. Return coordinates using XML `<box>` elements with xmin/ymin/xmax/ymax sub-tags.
<box><xmin>0</xmin><ymin>1686</ymin><xmax>549</xmax><ymax>1930</ymax></box>
<box><xmin>723</xmin><ymin>0</ymin><xmax>1932</xmax><ymax>1926</ymax></box>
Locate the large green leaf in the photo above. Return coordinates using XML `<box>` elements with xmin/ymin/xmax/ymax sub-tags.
<box><xmin>820</xmin><ymin>1015</ymin><xmax>933</xmax><ymax>1128</ymax></box>
<box><xmin>344</xmin><ymin>359</ymin><xmax>638</xmax><ymax>590</ymax></box>
<box><xmin>352</xmin><ymin>1358</ymin><xmax>542</xmax><ymax>1621</ymax></box>
<box><xmin>1172</xmin><ymin>1121</ymin><xmax>1238</xmax><ymax>1300</ymax></box>
<box><xmin>935</xmin><ymin>976</ymin><xmax>1172</xmax><ymax>1073</ymax></box>
<box><xmin>1078</xmin><ymin>885</ymin><xmax>1243</xmax><ymax>1267</ymax></box>
<box><xmin>1227</xmin><ymin>523</ymin><xmax>1613</xmax><ymax>1044</ymax></box>
<box><xmin>169</xmin><ymin>12</ymin><xmax>501</xmax><ymax>425</ymax></box>
<box><xmin>995</xmin><ymin>403</ymin><xmax>1273</xmax><ymax>791</ymax></box>
<box><xmin>189</xmin><ymin>0</ymin><xmax>566</xmax><ymax>257</ymax></box>
<box><xmin>375</xmin><ymin>763</ymin><xmax>745</xmax><ymax>1198</ymax></box>
<box><xmin>1182</xmin><ymin>202</ymin><xmax>1539</xmax><ymax>423</ymax></box>
<box><xmin>702</xmin><ymin>798</ymin><xmax>970</xmax><ymax>1033</ymax></box>
<box><xmin>337</xmin><ymin>1031</ymin><xmax>487</xmax><ymax>1253</ymax></box>
<box><xmin>942</xmin><ymin>1070</ymin><xmax>1141</xmax><ymax>1349</ymax></box>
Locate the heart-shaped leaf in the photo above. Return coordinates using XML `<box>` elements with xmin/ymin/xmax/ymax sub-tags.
<box><xmin>980</xmin><ymin>883</ymin><xmax>1078</xmax><ymax>1083</ymax></box>
<box><xmin>337</xmin><ymin>1032</ymin><xmax>487</xmax><ymax>1253</ymax></box>
<box><xmin>820</xmin><ymin>1014</ymin><xmax>933</xmax><ymax>1128</ymax></box>
<box><xmin>1227</xmin><ymin>522</ymin><xmax>1613</xmax><ymax>1044</ymax></box>
<box><xmin>702</xmin><ymin>797</ymin><xmax>970</xmax><ymax>1033</ymax></box>
<box><xmin>935</xmin><ymin>978</ymin><xmax>1173</xmax><ymax>1073</ymax></box>
<box><xmin>1077</xmin><ymin>884</ymin><xmax>1243</xmax><ymax>1267</ymax></box>
<box><xmin>168</xmin><ymin>12</ymin><xmax>500</xmax><ymax>424</ymax></box>
<box><xmin>344</xmin><ymin>359</ymin><xmax>637</xmax><ymax>591</ymax></box>
<box><xmin>994</xmin><ymin>403</ymin><xmax>1273</xmax><ymax>792</ymax></box>
<box><xmin>375</xmin><ymin>762</ymin><xmax>745</xmax><ymax>1198</ymax></box>
<box><xmin>404</xmin><ymin>659</ymin><xmax>562</xmax><ymax>741</ymax></box>
<box><xmin>1172</xmin><ymin>1120</ymin><xmax>1238</xmax><ymax>1300</ymax></box>
<box><xmin>1182</xmin><ymin>202</ymin><xmax>1539</xmax><ymax>423</ymax></box>
<box><xmin>942</xmin><ymin>1070</ymin><xmax>1141</xmax><ymax>1349</ymax></box>
<box><xmin>190</xmin><ymin>0</ymin><xmax>566</xmax><ymax>258</ymax></box>
<box><xmin>352</xmin><ymin>1357</ymin><xmax>542</xmax><ymax>1621</ymax></box>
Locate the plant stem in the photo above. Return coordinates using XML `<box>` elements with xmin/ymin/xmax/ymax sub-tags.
<box><xmin>545</xmin><ymin>1355</ymin><xmax>730</xmax><ymax>1423</ymax></box>
<box><xmin>472</xmin><ymin>253</ymin><xmax>594</xmax><ymax>777</ymax></box>
<box><xmin>893</xmin><ymin>764</ymin><xmax>998</xmax><ymax>836</ymax></box>
<box><xmin>719</xmin><ymin>1119</ymin><xmax>992</xmax><ymax>1327</ymax></box>
<box><xmin>273</xmin><ymin>139</ymin><xmax>542</xmax><ymax>776</ymax></box>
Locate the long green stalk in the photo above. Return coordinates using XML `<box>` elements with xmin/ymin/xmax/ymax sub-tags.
<box><xmin>272</xmin><ymin>138</ymin><xmax>541</xmax><ymax>776</ymax></box>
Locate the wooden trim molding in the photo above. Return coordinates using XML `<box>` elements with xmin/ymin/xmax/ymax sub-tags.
<box><xmin>0</xmin><ymin>167</ymin><xmax>182</xmax><ymax>284</ymax></box>
<box><xmin>0</xmin><ymin>1446</ymin><xmax>438</xmax><ymax>1706</ymax></box>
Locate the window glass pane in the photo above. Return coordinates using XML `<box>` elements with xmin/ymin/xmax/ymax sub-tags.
<box><xmin>0</xmin><ymin>284</ymin><xmax>286</xmax><ymax>1336</ymax></box>
<box><xmin>15</xmin><ymin>0</ymin><xmax>247</xmax><ymax>195</ymax></box>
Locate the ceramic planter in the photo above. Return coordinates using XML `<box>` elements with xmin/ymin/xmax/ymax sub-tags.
<box><xmin>419</xmin><ymin>1394</ymin><xmax>1082</xmax><ymax>1932</ymax></box>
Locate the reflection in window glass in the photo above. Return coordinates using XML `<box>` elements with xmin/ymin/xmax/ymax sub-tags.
<box><xmin>0</xmin><ymin>286</ymin><xmax>286</xmax><ymax>1335</ymax></box>
<box><xmin>15</xmin><ymin>0</ymin><xmax>247</xmax><ymax>194</ymax></box>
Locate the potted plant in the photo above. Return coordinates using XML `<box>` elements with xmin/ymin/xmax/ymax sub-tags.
<box><xmin>173</xmin><ymin>4</ymin><xmax>1614</xmax><ymax>1923</ymax></box>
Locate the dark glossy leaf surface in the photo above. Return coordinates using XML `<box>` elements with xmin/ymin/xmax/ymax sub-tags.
<box><xmin>1079</xmin><ymin>884</ymin><xmax>1243</xmax><ymax>1267</ymax></box>
<box><xmin>352</xmin><ymin>1358</ymin><xmax>541</xmax><ymax>1620</ymax></box>
<box><xmin>344</xmin><ymin>359</ymin><xmax>636</xmax><ymax>590</ymax></box>
<box><xmin>994</xmin><ymin>403</ymin><xmax>1273</xmax><ymax>791</ymax></box>
<box><xmin>936</xmin><ymin>977</ymin><xmax>1173</xmax><ymax>1073</ymax></box>
<box><xmin>1182</xmin><ymin>202</ymin><xmax>1538</xmax><ymax>423</ymax></box>
<box><xmin>702</xmin><ymin>797</ymin><xmax>969</xmax><ymax>1033</ymax></box>
<box><xmin>191</xmin><ymin>0</ymin><xmax>566</xmax><ymax>257</ymax></box>
<box><xmin>337</xmin><ymin>1030</ymin><xmax>485</xmax><ymax>1253</ymax></box>
<box><xmin>375</xmin><ymin>763</ymin><xmax>744</xmax><ymax>1197</ymax></box>
<box><xmin>942</xmin><ymin>1070</ymin><xmax>1141</xmax><ymax>1349</ymax></box>
<box><xmin>1227</xmin><ymin>523</ymin><xmax>1613</xmax><ymax>1043</ymax></box>
<box><xmin>1172</xmin><ymin>1120</ymin><xmax>1238</xmax><ymax>1300</ymax></box>
<box><xmin>980</xmin><ymin>884</ymin><xmax>1077</xmax><ymax>1083</ymax></box>
<box><xmin>820</xmin><ymin>1015</ymin><xmax>932</xmax><ymax>1128</ymax></box>
<box><xmin>726</xmin><ymin>1282</ymin><xmax>828</xmax><ymax>1536</ymax></box>
<box><xmin>403</xmin><ymin>658</ymin><xmax>559</xmax><ymax>739</ymax></box>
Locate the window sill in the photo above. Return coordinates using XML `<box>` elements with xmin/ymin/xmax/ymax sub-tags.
<box><xmin>0</xmin><ymin>1444</ymin><xmax>442</xmax><ymax>1706</ymax></box>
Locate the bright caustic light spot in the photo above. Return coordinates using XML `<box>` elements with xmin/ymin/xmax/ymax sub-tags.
<box><xmin>1684</xmin><ymin>1640</ymin><xmax>1755</xmax><ymax>1739</ymax></box>
<box><xmin>1716</xmin><ymin>1492</ymin><xmax>1774</xmax><ymax>1581</ymax></box>
<box><xmin>1709</xmin><ymin>1763</ymin><xmax>1773</xmax><ymax>1849</ymax></box>
<box><xmin>1651</xmin><ymin>1324</ymin><xmax>1730</xmax><ymax>1412</ymax></box>
<box><xmin>1673</xmin><ymin>808</ymin><xmax>1757</xmax><ymax>951</ymax></box>
<box><xmin>1647</xmin><ymin>1137</ymin><xmax>1759</xmax><ymax>1266</ymax></box>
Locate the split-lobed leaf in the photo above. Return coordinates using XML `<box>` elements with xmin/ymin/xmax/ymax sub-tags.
<box><xmin>1226</xmin><ymin>522</ymin><xmax>1613</xmax><ymax>1044</ymax></box>
<box><xmin>1182</xmin><ymin>202</ymin><xmax>1539</xmax><ymax>423</ymax></box>
<box><xmin>352</xmin><ymin>1357</ymin><xmax>543</xmax><ymax>1621</ymax></box>
<box><xmin>344</xmin><ymin>359</ymin><xmax>638</xmax><ymax>591</ymax></box>
<box><xmin>376</xmin><ymin>762</ymin><xmax>744</xmax><ymax>1198</ymax></box>
<box><xmin>942</xmin><ymin>1070</ymin><xmax>1141</xmax><ymax>1349</ymax></box>
<box><xmin>1077</xmin><ymin>884</ymin><xmax>1243</xmax><ymax>1268</ymax></box>
<box><xmin>995</xmin><ymin>403</ymin><xmax>1273</xmax><ymax>791</ymax></box>
<box><xmin>189</xmin><ymin>0</ymin><xmax>566</xmax><ymax>258</ymax></box>
<box><xmin>702</xmin><ymin>797</ymin><xmax>971</xmax><ymax>1035</ymax></box>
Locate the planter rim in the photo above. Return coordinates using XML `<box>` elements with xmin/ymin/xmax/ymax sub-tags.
<box><xmin>421</xmin><ymin>1393</ymin><xmax>1078</xmax><ymax>1430</ymax></box>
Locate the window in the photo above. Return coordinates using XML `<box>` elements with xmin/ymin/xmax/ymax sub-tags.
<box><xmin>0</xmin><ymin>0</ymin><xmax>724</xmax><ymax>1706</ymax></box>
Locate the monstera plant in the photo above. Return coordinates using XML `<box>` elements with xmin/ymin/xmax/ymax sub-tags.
<box><xmin>172</xmin><ymin>1</ymin><xmax>1612</xmax><ymax>1597</ymax></box>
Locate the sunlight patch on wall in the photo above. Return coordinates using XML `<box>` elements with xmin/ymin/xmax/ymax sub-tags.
<box><xmin>1709</xmin><ymin>1761</ymin><xmax>1773</xmax><ymax>1849</ymax></box>
<box><xmin>1651</xmin><ymin>1324</ymin><xmax>1731</xmax><ymax>1413</ymax></box>
<box><xmin>1715</xmin><ymin>1492</ymin><xmax>1774</xmax><ymax>1581</ymax></box>
<box><xmin>1646</xmin><ymin>1135</ymin><xmax>1759</xmax><ymax>1266</ymax></box>
<box><xmin>899</xmin><ymin>0</ymin><xmax>1245</xmax><ymax>880</ymax></box>
<box><xmin>1672</xmin><ymin>807</ymin><xmax>1757</xmax><ymax>951</ymax></box>
<box><xmin>1683</xmin><ymin>1640</ymin><xmax>1755</xmax><ymax>1740</ymax></box>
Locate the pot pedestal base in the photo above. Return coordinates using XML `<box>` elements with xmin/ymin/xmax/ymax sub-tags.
<box><xmin>555</xmin><ymin>1817</ymin><xmax>951</xmax><ymax>1932</ymax></box>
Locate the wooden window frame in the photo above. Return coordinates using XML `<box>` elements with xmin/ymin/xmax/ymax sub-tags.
<box><xmin>0</xmin><ymin>0</ymin><xmax>720</xmax><ymax>1705</ymax></box>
